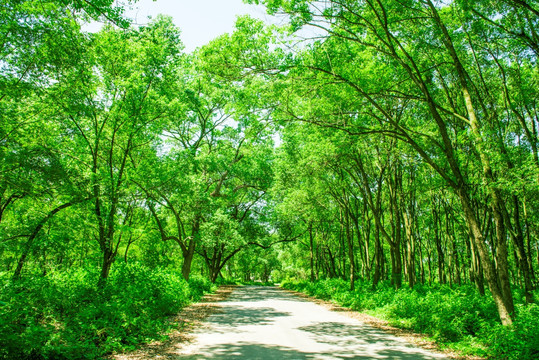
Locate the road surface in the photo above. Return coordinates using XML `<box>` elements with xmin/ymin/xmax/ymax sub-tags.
<box><xmin>177</xmin><ymin>286</ymin><xmax>448</xmax><ymax>359</ymax></box>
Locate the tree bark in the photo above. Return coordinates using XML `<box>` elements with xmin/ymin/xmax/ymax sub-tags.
<box><xmin>344</xmin><ymin>210</ymin><xmax>356</xmax><ymax>291</ymax></box>
<box><xmin>98</xmin><ymin>247</ymin><xmax>115</xmax><ymax>287</ymax></box>
<box><xmin>508</xmin><ymin>196</ymin><xmax>534</xmax><ymax>303</ymax></box>
<box><xmin>309</xmin><ymin>222</ymin><xmax>315</xmax><ymax>283</ymax></box>
<box><xmin>403</xmin><ymin>211</ymin><xmax>415</xmax><ymax>289</ymax></box>
<box><xmin>458</xmin><ymin>189</ymin><xmax>514</xmax><ymax>324</ymax></box>
<box><xmin>372</xmin><ymin>225</ymin><xmax>382</xmax><ymax>290</ymax></box>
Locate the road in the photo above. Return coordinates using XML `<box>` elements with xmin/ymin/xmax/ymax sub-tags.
<box><xmin>177</xmin><ymin>286</ymin><xmax>448</xmax><ymax>359</ymax></box>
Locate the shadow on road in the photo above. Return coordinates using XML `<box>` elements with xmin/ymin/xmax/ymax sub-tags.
<box><xmin>299</xmin><ymin>321</ymin><xmax>410</xmax><ymax>347</ymax></box>
<box><xmin>177</xmin><ymin>341</ymin><xmax>444</xmax><ymax>359</ymax></box>
<box><xmin>177</xmin><ymin>342</ymin><xmax>310</xmax><ymax>359</ymax></box>
<box><xmin>171</xmin><ymin>286</ymin><xmax>447</xmax><ymax>360</ymax></box>
<box><xmin>225</xmin><ymin>286</ymin><xmax>309</xmax><ymax>303</ymax></box>
<box><xmin>209</xmin><ymin>305</ymin><xmax>291</xmax><ymax>328</ymax></box>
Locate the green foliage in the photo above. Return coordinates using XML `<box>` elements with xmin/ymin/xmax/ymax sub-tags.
<box><xmin>2</xmin><ymin>0</ymin><xmax>539</xmax><ymax>359</ymax></box>
<box><xmin>188</xmin><ymin>275</ymin><xmax>216</xmax><ymax>301</ymax></box>
<box><xmin>200</xmin><ymin>209</ymin><xmax>244</xmax><ymax>251</ymax></box>
<box><xmin>281</xmin><ymin>278</ymin><xmax>349</xmax><ymax>300</ymax></box>
<box><xmin>487</xmin><ymin>304</ymin><xmax>539</xmax><ymax>360</ymax></box>
<box><xmin>281</xmin><ymin>279</ymin><xmax>539</xmax><ymax>359</ymax></box>
<box><xmin>0</xmin><ymin>263</ymin><xmax>212</xmax><ymax>360</ymax></box>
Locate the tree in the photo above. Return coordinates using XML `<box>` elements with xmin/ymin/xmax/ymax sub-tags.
<box><xmin>47</xmin><ymin>16</ymin><xmax>182</xmax><ymax>284</ymax></box>
<box><xmin>250</xmin><ymin>0</ymin><xmax>539</xmax><ymax>324</ymax></box>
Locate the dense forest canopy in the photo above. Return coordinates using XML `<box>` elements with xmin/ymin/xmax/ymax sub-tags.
<box><xmin>1</xmin><ymin>0</ymin><xmax>539</xmax><ymax>359</ymax></box>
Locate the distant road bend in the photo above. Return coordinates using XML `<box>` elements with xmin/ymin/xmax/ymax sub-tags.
<box><xmin>177</xmin><ymin>286</ymin><xmax>448</xmax><ymax>359</ymax></box>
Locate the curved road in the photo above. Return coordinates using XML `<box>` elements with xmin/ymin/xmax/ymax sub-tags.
<box><xmin>177</xmin><ymin>286</ymin><xmax>448</xmax><ymax>359</ymax></box>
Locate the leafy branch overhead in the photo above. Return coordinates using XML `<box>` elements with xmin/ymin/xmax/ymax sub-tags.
<box><xmin>1</xmin><ymin>1</ymin><xmax>538</xmax><ymax>359</ymax></box>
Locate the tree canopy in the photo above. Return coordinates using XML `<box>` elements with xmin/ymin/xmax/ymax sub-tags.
<box><xmin>1</xmin><ymin>1</ymin><xmax>539</xmax><ymax>359</ymax></box>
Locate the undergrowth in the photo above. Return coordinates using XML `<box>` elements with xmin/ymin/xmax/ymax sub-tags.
<box><xmin>0</xmin><ymin>262</ymin><xmax>215</xmax><ymax>360</ymax></box>
<box><xmin>215</xmin><ymin>278</ymin><xmax>275</xmax><ymax>286</ymax></box>
<box><xmin>281</xmin><ymin>278</ymin><xmax>539</xmax><ymax>360</ymax></box>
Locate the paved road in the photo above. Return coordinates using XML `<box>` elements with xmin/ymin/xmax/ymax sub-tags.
<box><xmin>178</xmin><ymin>286</ymin><xmax>448</xmax><ymax>360</ymax></box>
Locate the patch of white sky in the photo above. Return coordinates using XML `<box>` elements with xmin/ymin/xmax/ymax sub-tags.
<box><xmin>129</xmin><ymin>0</ymin><xmax>272</xmax><ymax>53</ymax></box>
<box><xmin>84</xmin><ymin>0</ymin><xmax>275</xmax><ymax>53</ymax></box>
<box><xmin>86</xmin><ymin>0</ymin><xmax>325</xmax><ymax>53</ymax></box>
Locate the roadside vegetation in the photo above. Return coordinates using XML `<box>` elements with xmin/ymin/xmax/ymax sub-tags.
<box><xmin>2</xmin><ymin>1</ymin><xmax>539</xmax><ymax>360</ymax></box>
<box><xmin>0</xmin><ymin>263</ymin><xmax>214</xmax><ymax>360</ymax></box>
<box><xmin>282</xmin><ymin>279</ymin><xmax>539</xmax><ymax>360</ymax></box>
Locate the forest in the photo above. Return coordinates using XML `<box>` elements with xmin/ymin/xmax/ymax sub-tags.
<box><xmin>1</xmin><ymin>0</ymin><xmax>538</xmax><ymax>359</ymax></box>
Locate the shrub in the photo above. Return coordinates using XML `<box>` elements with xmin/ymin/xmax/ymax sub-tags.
<box><xmin>487</xmin><ymin>304</ymin><xmax>539</xmax><ymax>360</ymax></box>
<box><xmin>189</xmin><ymin>275</ymin><xmax>216</xmax><ymax>300</ymax></box>
<box><xmin>0</xmin><ymin>263</ymin><xmax>212</xmax><ymax>360</ymax></box>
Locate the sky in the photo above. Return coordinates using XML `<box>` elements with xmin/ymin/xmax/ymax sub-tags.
<box><xmin>121</xmin><ymin>0</ymin><xmax>271</xmax><ymax>53</ymax></box>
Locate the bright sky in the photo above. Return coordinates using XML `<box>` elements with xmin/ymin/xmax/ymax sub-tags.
<box><xmin>123</xmin><ymin>0</ymin><xmax>270</xmax><ymax>52</ymax></box>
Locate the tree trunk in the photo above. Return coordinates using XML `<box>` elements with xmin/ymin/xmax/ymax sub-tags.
<box><xmin>182</xmin><ymin>237</ymin><xmax>196</xmax><ymax>281</ymax></box>
<box><xmin>432</xmin><ymin>199</ymin><xmax>446</xmax><ymax>284</ymax></box>
<box><xmin>182</xmin><ymin>215</ymin><xmax>200</xmax><ymax>281</ymax></box>
<box><xmin>372</xmin><ymin>225</ymin><xmax>382</xmax><ymax>290</ymax></box>
<box><xmin>509</xmin><ymin>196</ymin><xmax>534</xmax><ymax>303</ymax></box>
<box><xmin>345</xmin><ymin>211</ymin><xmax>355</xmax><ymax>291</ymax></box>
<box><xmin>359</xmin><ymin>210</ymin><xmax>371</xmax><ymax>280</ymax></box>
<box><xmin>98</xmin><ymin>247</ymin><xmax>115</xmax><ymax>287</ymax></box>
<box><xmin>427</xmin><ymin>0</ymin><xmax>515</xmax><ymax>323</ymax></box>
<box><xmin>418</xmin><ymin>236</ymin><xmax>425</xmax><ymax>284</ymax></box>
<box><xmin>404</xmin><ymin>211</ymin><xmax>415</xmax><ymax>289</ymax></box>
<box><xmin>469</xmin><ymin>233</ymin><xmax>486</xmax><ymax>295</ymax></box>
<box><xmin>389</xmin><ymin>170</ymin><xmax>403</xmax><ymax>290</ymax></box>
<box><xmin>453</xmin><ymin>240</ymin><xmax>462</xmax><ymax>285</ymax></box>
<box><xmin>458</xmin><ymin>189</ymin><xmax>514</xmax><ymax>325</ymax></box>
<box><xmin>522</xmin><ymin>197</ymin><xmax>536</xmax><ymax>284</ymax></box>
<box><xmin>390</xmin><ymin>243</ymin><xmax>403</xmax><ymax>290</ymax></box>
<box><xmin>309</xmin><ymin>222</ymin><xmax>315</xmax><ymax>282</ymax></box>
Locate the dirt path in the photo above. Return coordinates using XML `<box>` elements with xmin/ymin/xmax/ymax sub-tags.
<box><xmin>170</xmin><ymin>286</ymin><xmax>449</xmax><ymax>359</ymax></box>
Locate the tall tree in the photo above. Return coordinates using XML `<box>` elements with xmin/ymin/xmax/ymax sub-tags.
<box><xmin>48</xmin><ymin>16</ymin><xmax>182</xmax><ymax>284</ymax></box>
<box><xmin>250</xmin><ymin>0</ymin><xmax>539</xmax><ymax>324</ymax></box>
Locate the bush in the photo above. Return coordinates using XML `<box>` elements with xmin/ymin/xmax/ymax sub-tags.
<box><xmin>0</xmin><ymin>263</ymin><xmax>213</xmax><ymax>360</ymax></box>
<box><xmin>487</xmin><ymin>304</ymin><xmax>539</xmax><ymax>360</ymax></box>
<box><xmin>189</xmin><ymin>275</ymin><xmax>216</xmax><ymax>300</ymax></box>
